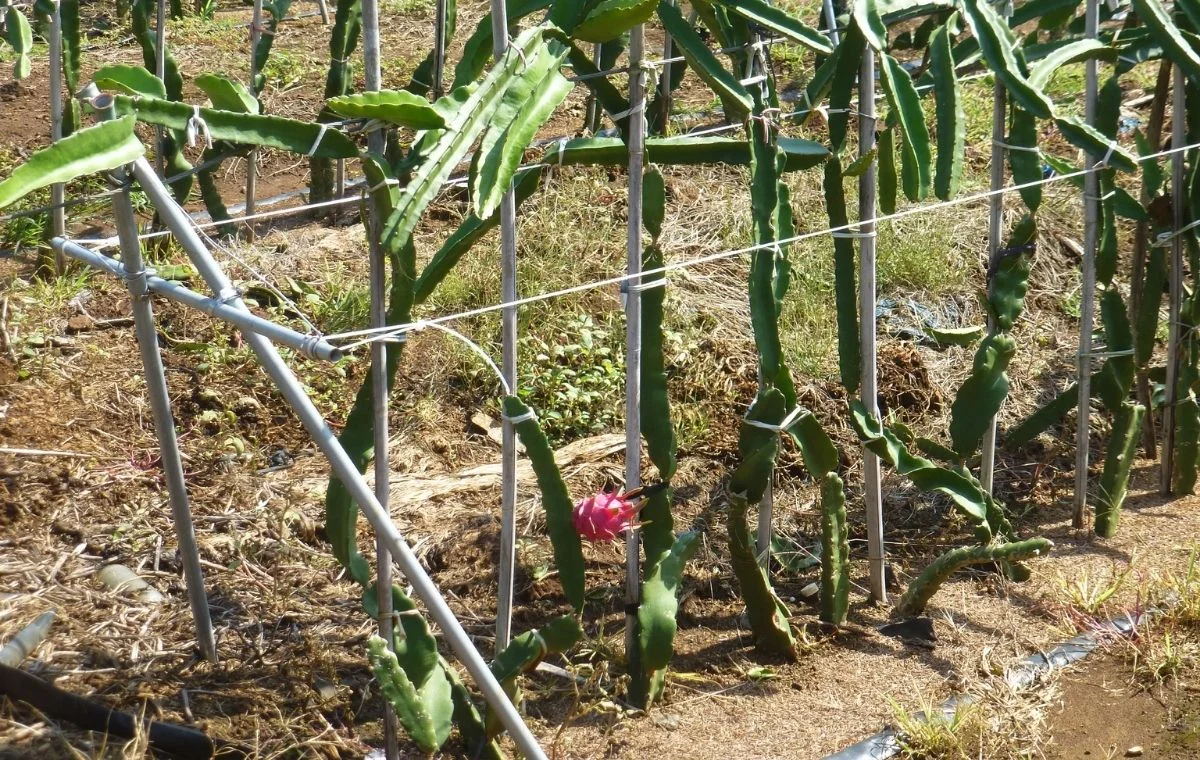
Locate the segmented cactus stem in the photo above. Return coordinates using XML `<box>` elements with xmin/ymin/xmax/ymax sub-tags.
<box><xmin>895</xmin><ymin>538</ymin><xmax>1052</xmax><ymax>617</ymax></box>
<box><xmin>819</xmin><ymin>474</ymin><xmax>850</xmax><ymax>626</ymax></box>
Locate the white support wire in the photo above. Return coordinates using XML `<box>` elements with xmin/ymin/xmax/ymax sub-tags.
<box><xmin>72</xmin><ymin>66</ymin><xmax>1002</xmax><ymax>249</ymax></box>
<box><xmin>326</xmin><ymin>140</ymin><xmax>1200</xmax><ymax>350</ymax></box>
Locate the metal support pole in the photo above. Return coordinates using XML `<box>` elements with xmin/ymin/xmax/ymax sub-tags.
<box><xmin>154</xmin><ymin>0</ymin><xmax>166</xmax><ymax>176</ymax></box>
<box><xmin>821</xmin><ymin>0</ymin><xmax>840</xmax><ymax>46</ymax></box>
<box><xmin>246</xmin><ymin>0</ymin><xmax>262</xmax><ymax>242</ymax></box>
<box><xmin>432</xmin><ymin>0</ymin><xmax>448</xmax><ymax>99</ymax></box>
<box><xmin>980</xmin><ymin>15</ymin><xmax>1010</xmax><ymax>499</ymax></box>
<box><xmin>110</xmin><ymin>170</ymin><xmax>217</xmax><ymax>664</ymax></box>
<box><xmin>49</xmin><ymin>0</ymin><xmax>66</xmax><ymax>272</ymax></box>
<box><xmin>316</xmin><ymin>0</ymin><xmax>330</xmax><ymax>24</ymax></box>
<box><xmin>1162</xmin><ymin>65</ymin><xmax>1185</xmax><ymax>495</ymax></box>
<box><xmin>51</xmin><ymin>240</ymin><xmax>343</xmax><ymax>361</ymax></box>
<box><xmin>624</xmin><ymin>24</ymin><xmax>646</xmax><ymax>660</ymax></box>
<box><xmin>1074</xmin><ymin>0</ymin><xmax>1100</xmax><ymax>525</ymax></box>
<box><xmin>121</xmin><ymin>149</ymin><xmax>547</xmax><ymax>759</ymax></box>
<box><xmin>491</xmin><ymin>0</ymin><xmax>519</xmax><ymax>652</ymax></box>
<box><xmin>361</xmin><ymin>0</ymin><xmax>399</xmax><ymax>754</ymax></box>
<box><xmin>859</xmin><ymin>50</ymin><xmax>886</xmax><ymax>604</ymax></box>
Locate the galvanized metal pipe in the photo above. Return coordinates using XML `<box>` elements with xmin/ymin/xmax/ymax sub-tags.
<box><xmin>109</xmin><ymin>172</ymin><xmax>217</xmax><ymax>664</ymax></box>
<box><xmin>122</xmin><ymin>149</ymin><xmax>547</xmax><ymax>759</ymax></box>
<box><xmin>859</xmin><ymin>49</ymin><xmax>886</xmax><ymax>604</ymax></box>
<box><xmin>1073</xmin><ymin>0</ymin><xmax>1100</xmax><ymax>524</ymax></box>
<box><xmin>52</xmin><ymin>238</ymin><xmax>344</xmax><ymax>362</ymax></box>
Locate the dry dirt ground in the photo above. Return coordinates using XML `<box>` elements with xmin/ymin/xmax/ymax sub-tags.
<box><xmin>4</xmin><ymin>2</ymin><xmax>1200</xmax><ymax>760</ymax></box>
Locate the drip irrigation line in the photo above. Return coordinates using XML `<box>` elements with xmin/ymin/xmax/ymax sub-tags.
<box><xmin>327</xmin><ymin>139</ymin><xmax>1200</xmax><ymax>349</ymax></box>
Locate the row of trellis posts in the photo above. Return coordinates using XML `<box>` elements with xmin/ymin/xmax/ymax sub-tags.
<box><xmin>12</xmin><ymin>0</ymin><xmax>1197</xmax><ymax>755</ymax></box>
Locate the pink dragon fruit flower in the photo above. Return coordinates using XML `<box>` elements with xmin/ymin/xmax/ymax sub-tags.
<box><xmin>572</xmin><ymin>489</ymin><xmax>642</xmax><ymax>542</ymax></box>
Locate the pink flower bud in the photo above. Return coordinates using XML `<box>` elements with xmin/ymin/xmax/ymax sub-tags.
<box><xmin>572</xmin><ymin>490</ymin><xmax>641</xmax><ymax>542</ymax></box>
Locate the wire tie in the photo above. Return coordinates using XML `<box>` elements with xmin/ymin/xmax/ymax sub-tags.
<box><xmin>216</xmin><ymin>286</ymin><xmax>242</xmax><ymax>305</ymax></box>
<box><xmin>185</xmin><ymin>105</ymin><xmax>213</xmax><ymax>150</ymax></box>
<box><xmin>621</xmin><ymin>277</ymin><xmax>668</xmax><ymax>294</ymax></box>
<box><xmin>1078</xmin><ymin>348</ymin><xmax>1134</xmax><ymax>359</ymax></box>
<box><xmin>993</xmin><ymin>139</ymin><xmax>1039</xmax><ymax>153</ymax></box>
<box><xmin>831</xmin><ymin>227</ymin><xmax>876</xmax><ymax>239</ymax></box>
<box><xmin>503</xmin><ymin>409</ymin><xmax>537</xmax><ymax>425</ymax></box>
<box><xmin>1152</xmin><ymin>218</ymin><xmax>1200</xmax><ymax>247</ymax></box>
<box><xmin>608</xmin><ymin>100</ymin><xmax>645</xmax><ymax>122</ymax></box>
<box><xmin>299</xmin><ymin>333</ymin><xmax>324</xmax><ymax>360</ymax></box>
<box><xmin>744</xmin><ymin>406</ymin><xmax>809</xmax><ymax>433</ymax></box>
<box><xmin>1084</xmin><ymin>190</ymin><xmax>1117</xmax><ymax>203</ymax></box>
<box><xmin>307</xmin><ymin>123</ymin><xmax>330</xmax><ymax>157</ymax></box>
<box><xmin>1096</xmin><ymin>141</ymin><xmax>1118</xmax><ymax>170</ymax></box>
<box><xmin>367</xmin><ymin>177</ymin><xmax>399</xmax><ymax>193</ymax></box>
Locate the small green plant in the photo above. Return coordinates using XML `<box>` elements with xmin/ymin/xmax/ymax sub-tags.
<box><xmin>1054</xmin><ymin>559</ymin><xmax>1134</xmax><ymax>617</ymax></box>
<box><xmin>888</xmin><ymin>695</ymin><xmax>985</xmax><ymax>760</ymax></box>
<box><xmin>517</xmin><ymin>314</ymin><xmax>624</xmax><ymax>442</ymax></box>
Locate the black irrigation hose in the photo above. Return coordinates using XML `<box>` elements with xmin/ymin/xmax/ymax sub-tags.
<box><xmin>0</xmin><ymin>663</ymin><xmax>250</xmax><ymax>759</ymax></box>
<box><xmin>821</xmin><ymin>610</ymin><xmax>1148</xmax><ymax>760</ymax></box>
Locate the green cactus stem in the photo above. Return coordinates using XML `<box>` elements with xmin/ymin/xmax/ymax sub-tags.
<box><xmin>1095</xmin><ymin>401</ymin><xmax>1146</xmax><ymax>537</ymax></box>
<box><xmin>728</xmin><ymin>390</ymin><xmax>796</xmax><ymax>658</ymax></box>
<box><xmin>895</xmin><ymin>538</ymin><xmax>1052</xmax><ymax>617</ymax></box>
<box><xmin>819</xmin><ymin>473</ymin><xmax>850</xmax><ymax>626</ymax></box>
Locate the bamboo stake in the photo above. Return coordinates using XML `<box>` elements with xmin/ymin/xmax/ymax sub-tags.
<box><xmin>1162</xmin><ymin>65</ymin><xmax>1185</xmax><ymax>495</ymax></box>
<box><xmin>492</xmin><ymin>0</ymin><xmax>520</xmax><ymax>652</ymax></box>
<box><xmin>980</xmin><ymin>93</ymin><xmax>1003</xmax><ymax>499</ymax></box>
<box><xmin>360</xmin><ymin>0</ymin><xmax>397</xmax><ymax>755</ymax></box>
<box><xmin>48</xmin><ymin>0</ymin><xmax>65</xmax><ymax>272</ymax></box>
<box><xmin>110</xmin><ymin>167</ymin><xmax>217</xmax><ymax>664</ymax></box>
<box><xmin>432</xmin><ymin>0</ymin><xmax>447</xmax><ymax>99</ymax></box>
<box><xmin>624</xmin><ymin>23</ymin><xmax>647</xmax><ymax>661</ymax></box>
<box><xmin>859</xmin><ymin>49</ymin><xmax>886</xmax><ymax>604</ymax></box>
<box><xmin>246</xmin><ymin>0</ymin><xmax>262</xmax><ymax>242</ymax></box>
<box><xmin>1073</xmin><ymin>0</ymin><xmax>1100</xmax><ymax>525</ymax></box>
